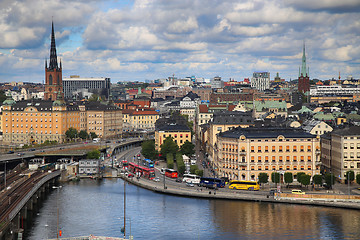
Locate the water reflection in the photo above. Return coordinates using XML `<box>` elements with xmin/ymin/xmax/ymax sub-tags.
<box><xmin>25</xmin><ymin>179</ymin><xmax>360</xmax><ymax>240</ymax></box>
<box><xmin>211</xmin><ymin>200</ymin><xmax>360</xmax><ymax>239</ymax></box>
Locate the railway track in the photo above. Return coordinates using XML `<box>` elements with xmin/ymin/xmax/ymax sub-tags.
<box><xmin>0</xmin><ymin>170</ymin><xmax>48</xmax><ymax>233</ymax></box>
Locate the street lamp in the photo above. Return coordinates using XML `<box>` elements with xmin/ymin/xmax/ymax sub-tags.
<box><xmin>4</xmin><ymin>161</ymin><xmax>7</xmax><ymax>190</ymax></box>
<box><xmin>52</xmin><ymin>185</ymin><xmax>62</xmax><ymax>239</ymax></box>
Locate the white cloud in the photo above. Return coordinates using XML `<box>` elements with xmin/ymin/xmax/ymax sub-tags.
<box><xmin>0</xmin><ymin>0</ymin><xmax>359</xmax><ymax>83</ymax></box>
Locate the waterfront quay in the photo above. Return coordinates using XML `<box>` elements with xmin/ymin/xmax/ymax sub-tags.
<box><xmin>48</xmin><ymin>236</ymin><xmax>126</xmax><ymax>240</ymax></box>
<box><xmin>119</xmin><ymin>173</ymin><xmax>360</xmax><ymax>210</ymax></box>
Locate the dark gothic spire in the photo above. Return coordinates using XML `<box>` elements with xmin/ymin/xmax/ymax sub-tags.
<box><xmin>48</xmin><ymin>21</ymin><xmax>58</xmax><ymax>70</ymax></box>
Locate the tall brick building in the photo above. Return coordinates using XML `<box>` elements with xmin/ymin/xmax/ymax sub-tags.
<box><xmin>44</xmin><ymin>22</ymin><xmax>64</xmax><ymax>101</ymax></box>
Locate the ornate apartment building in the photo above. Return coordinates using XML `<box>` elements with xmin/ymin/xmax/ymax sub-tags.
<box><xmin>215</xmin><ymin>127</ymin><xmax>321</xmax><ymax>181</ymax></box>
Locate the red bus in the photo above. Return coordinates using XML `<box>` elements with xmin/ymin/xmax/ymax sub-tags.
<box><xmin>165</xmin><ymin>169</ymin><xmax>178</xmax><ymax>178</ymax></box>
<box><xmin>121</xmin><ymin>160</ymin><xmax>129</xmax><ymax>170</ymax></box>
<box><xmin>128</xmin><ymin>162</ymin><xmax>155</xmax><ymax>180</ymax></box>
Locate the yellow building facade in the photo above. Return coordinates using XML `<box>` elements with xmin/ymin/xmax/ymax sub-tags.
<box><xmin>1</xmin><ymin>99</ymin><xmax>122</xmax><ymax>145</ymax></box>
<box><xmin>215</xmin><ymin>127</ymin><xmax>321</xmax><ymax>181</ymax></box>
<box><xmin>122</xmin><ymin>109</ymin><xmax>159</xmax><ymax>131</ymax></box>
<box><xmin>155</xmin><ymin>124</ymin><xmax>191</xmax><ymax>151</ymax></box>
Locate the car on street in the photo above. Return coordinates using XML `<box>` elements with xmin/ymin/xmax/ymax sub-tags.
<box><xmin>186</xmin><ymin>182</ymin><xmax>195</xmax><ymax>187</ymax></box>
<box><xmin>17</xmin><ymin>153</ymin><xmax>25</xmax><ymax>156</ymax></box>
<box><xmin>127</xmin><ymin>173</ymin><xmax>134</xmax><ymax>178</ymax></box>
<box><xmin>292</xmin><ymin>189</ymin><xmax>305</xmax><ymax>195</ymax></box>
<box><xmin>106</xmin><ymin>140</ymin><xmax>111</xmax><ymax>143</ymax></box>
<box><xmin>7</xmin><ymin>151</ymin><xmax>14</xmax><ymax>154</ymax></box>
<box><xmin>153</xmin><ymin>177</ymin><xmax>160</xmax><ymax>182</ymax></box>
<box><xmin>175</xmin><ymin>178</ymin><xmax>182</xmax><ymax>183</ymax></box>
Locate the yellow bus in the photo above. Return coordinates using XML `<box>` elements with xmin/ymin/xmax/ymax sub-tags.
<box><xmin>228</xmin><ymin>180</ymin><xmax>260</xmax><ymax>191</ymax></box>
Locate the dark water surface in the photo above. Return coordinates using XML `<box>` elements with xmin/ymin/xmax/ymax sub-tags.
<box><xmin>25</xmin><ymin>179</ymin><xmax>360</xmax><ymax>240</ymax></box>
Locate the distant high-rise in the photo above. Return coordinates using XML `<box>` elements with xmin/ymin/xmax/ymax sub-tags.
<box><xmin>298</xmin><ymin>42</ymin><xmax>310</xmax><ymax>93</ymax></box>
<box><xmin>251</xmin><ymin>72</ymin><xmax>270</xmax><ymax>91</ymax></box>
<box><xmin>44</xmin><ymin>22</ymin><xmax>64</xmax><ymax>101</ymax></box>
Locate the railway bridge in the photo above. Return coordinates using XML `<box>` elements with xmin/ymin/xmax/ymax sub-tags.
<box><xmin>0</xmin><ymin>168</ymin><xmax>60</xmax><ymax>240</ymax></box>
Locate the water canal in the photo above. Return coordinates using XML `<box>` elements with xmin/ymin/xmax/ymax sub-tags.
<box><xmin>25</xmin><ymin>179</ymin><xmax>360</xmax><ymax>240</ymax></box>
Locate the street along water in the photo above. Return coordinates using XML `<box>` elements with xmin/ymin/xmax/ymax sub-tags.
<box><xmin>25</xmin><ymin>179</ymin><xmax>360</xmax><ymax>240</ymax></box>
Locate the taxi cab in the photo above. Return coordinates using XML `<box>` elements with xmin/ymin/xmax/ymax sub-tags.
<box><xmin>292</xmin><ymin>189</ymin><xmax>305</xmax><ymax>195</ymax></box>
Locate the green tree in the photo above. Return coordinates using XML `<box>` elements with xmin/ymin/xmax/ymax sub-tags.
<box><xmin>65</xmin><ymin>127</ymin><xmax>78</xmax><ymax>140</ymax></box>
<box><xmin>284</xmin><ymin>172</ymin><xmax>293</xmax><ymax>187</ymax></box>
<box><xmin>258</xmin><ymin>173</ymin><xmax>269</xmax><ymax>186</ymax></box>
<box><xmin>0</xmin><ymin>90</ymin><xmax>7</xmax><ymax>103</ymax></box>
<box><xmin>271</xmin><ymin>172</ymin><xmax>280</xmax><ymax>185</ymax></box>
<box><xmin>166</xmin><ymin>153</ymin><xmax>174</xmax><ymax>169</ymax></box>
<box><xmin>300</xmin><ymin>174</ymin><xmax>311</xmax><ymax>187</ymax></box>
<box><xmin>175</xmin><ymin>152</ymin><xmax>185</xmax><ymax>175</ymax></box>
<box><xmin>190</xmin><ymin>165</ymin><xmax>198</xmax><ymax>174</ymax></box>
<box><xmin>79</xmin><ymin>130</ymin><xmax>89</xmax><ymax>140</ymax></box>
<box><xmin>313</xmin><ymin>174</ymin><xmax>323</xmax><ymax>187</ymax></box>
<box><xmin>180</xmin><ymin>140</ymin><xmax>195</xmax><ymax>157</ymax></box>
<box><xmin>195</xmin><ymin>169</ymin><xmax>203</xmax><ymax>177</ymax></box>
<box><xmin>141</xmin><ymin>140</ymin><xmax>158</xmax><ymax>160</ymax></box>
<box><xmin>346</xmin><ymin>170</ymin><xmax>355</xmax><ymax>184</ymax></box>
<box><xmin>87</xmin><ymin>149</ymin><xmax>100</xmax><ymax>159</ymax></box>
<box><xmin>324</xmin><ymin>173</ymin><xmax>335</xmax><ymax>189</ymax></box>
<box><xmin>90</xmin><ymin>132</ymin><xmax>98</xmax><ymax>139</ymax></box>
<box><xmin>160</xmin><ymin>136</ymin><xmax>179</xmax><ymax>157</ymax></box>
<box><xmin>356</xmin><ymin>174</ymin><xmax>360</xmax><ymax>185</ymax></box>
<box><xmin>296</xmin><ymin>172</ymin><xmax>306</xmax><ymax>187</ymax></box>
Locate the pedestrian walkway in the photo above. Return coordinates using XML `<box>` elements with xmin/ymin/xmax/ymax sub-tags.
<box><xmin>48</xmin><ymin>235</ymin><xmax>126</xmax><ymax>240</ymax></box>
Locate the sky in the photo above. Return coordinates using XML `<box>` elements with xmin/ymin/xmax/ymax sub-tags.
<box><xmin>0</xmin><ymin>0</ymin><xmax>359</xmax><ymax>83</ymax></box>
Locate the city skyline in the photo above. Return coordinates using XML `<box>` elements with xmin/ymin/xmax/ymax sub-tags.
<box><xmin>0</xmin><ymin>0</ymin><xmax>359</xmax><ymax>83</ymax></box>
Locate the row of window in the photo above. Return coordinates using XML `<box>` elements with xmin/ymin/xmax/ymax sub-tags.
<box><xmin>6</xmin><ymin>118</ymin><xmax>58</xmax><ymax>122</ymax></box>
<box><xmin>344</xmin><ymin>153</ymin><xmax>360</xmax><ymax>158</ymax></box>
<box><xmin>344</xmin><ymin>143</ymin><xmax>360</xmax><ymax>149</ymax></box>
<box><xmin>7</xmin><ymin>124</ymin><xmax>55</xmax><ymax>128</ymax></box>
<box><xmin>248</xmin><ymin>145</ymin><xmax>312</xmax><ymax>152</ymax></box>
<box><xmin>223</xmin><ymin>165</ymin><xmax>318</xmax><ymax>171</ymax></box>
<box><xmin>163</xmin><ymin>134</ymin><xmax>189</xmax><ymax>138</ymax></box>
<box><xmin>343</xmin><ymin>162</ymin><xmax>360</xmax><ymax>169</ymax></box>
<box><xmin>223</xmin><ymin>155</ymin><xmax>313</xmax><ymax>162</ymax></box>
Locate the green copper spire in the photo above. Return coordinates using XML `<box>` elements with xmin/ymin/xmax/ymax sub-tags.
<box><xmin>300</xmin><ymin>41</ymin><xmax>307</xmax><ymax>77</ymax></box>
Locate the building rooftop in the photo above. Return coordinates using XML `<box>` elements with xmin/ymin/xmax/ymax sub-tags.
<box><xmin>212</xmin><ymin>111</ymin><xmax>253</xmax><ymax>125</ymax></box>
<box><xmin>157</xmin><ymin>123</ymin><xmax>190</xmax><ymax>132</ymax></box>
<box><xmin>332</xmin><ymin>126</ymin><xmax>360</xmax><ymax>136</ymax></box>
<box><xmin>218</xmin><ymin>127</ymin><xmax>316</xmax><ymax>139</ymax></box>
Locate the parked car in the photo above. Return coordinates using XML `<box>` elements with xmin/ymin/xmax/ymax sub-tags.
<box><xmin>17</xmin><ymin>153</ymin><xmax>25</xmax><ymax>156</ymax></box>
<box><xmin>127</xmin><ymin>173</ymin><xmax>134</xmax><ymax>178</ymax></box>
<box><xmin>153</xmin><ymin>177</ymin><xmax>160</xmax><ymax>182</ymax></box>
<box><xmin>7</xmin><ymin>151</ymin><xmax>14</xmax><ymax>154</ymax></box>
<box><xmin>186</xmin><ymin>182</ymin><xmax>195</xmax><ymax>187</ymax></box>
<box><xmin>29</xmin><ymin>148</ymin><xmax>36</xmax><ymax>151</ymax></box>
<box><xmin>175</xmin><ymin>178</ymin><xmax>182</xmax><ymax>183</ymax></box>
<box><xmin>292</xmin><ymin>189</ymin><xmax>305</xmax><ymax>195</ymax></box>
<box><xmin>106</xmin><ymin>140</ymin><xmax>111</xmax><ymax>143</ymax></box>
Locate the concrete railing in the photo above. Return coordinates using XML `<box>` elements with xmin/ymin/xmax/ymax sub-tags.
<box><xmin>8</xmin><ymin>171</ymin><xmax>61</xmax><ymax>221</ymax></box>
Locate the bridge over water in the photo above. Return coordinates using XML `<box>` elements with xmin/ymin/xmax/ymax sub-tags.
<box><xmin>0</xmin><ymin>169</ymin><xmax>60</xmax><ymax>240</ymax></box>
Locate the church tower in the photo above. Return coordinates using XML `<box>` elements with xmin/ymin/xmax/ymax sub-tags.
<box><xmin>298</xmin><ymin>42</ymin><xmax>310</xmax><ymax>93</ymax></box>
<box><xmin>44</xmin><ymin>21</ymin><xmax>64</xmax><ymax>101</ymax></box>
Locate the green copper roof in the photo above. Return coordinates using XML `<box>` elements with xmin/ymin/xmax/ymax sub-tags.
<box><xmin>254</xmin><ymin>100</ymin><xmax>287</xmax><ymax>112</ymax></box>
<box><xmin>313</xmin><ymin>112</ymin><xmax>335</xmax><ymax>121</ymax></box>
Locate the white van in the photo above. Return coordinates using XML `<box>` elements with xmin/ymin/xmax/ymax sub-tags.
<box><xmin>93</xmin><ymin>138</ymin><xmax>100</xmax><ymax>143</ymax></box>
<box><xmin>182</xmin><ymin>174</ymin><xmax>201</xmax><ymax>184</ymax></box>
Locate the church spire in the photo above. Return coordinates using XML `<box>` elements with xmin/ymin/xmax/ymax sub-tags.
<box><xmin>48</xmin><ymin>21</ymin><xmax>58</xmax><ymax>70</ymax></box>
<box><xmin>300</xmin><ymin>41</ymin><xmax>307</xmax><ymax>77</ymax></box>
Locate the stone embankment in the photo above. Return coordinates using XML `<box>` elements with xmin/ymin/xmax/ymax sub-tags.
<box><xmin>120</xmin><ymin>175</ymin><xmax>360</xmax><ymax>210</ymax></box>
